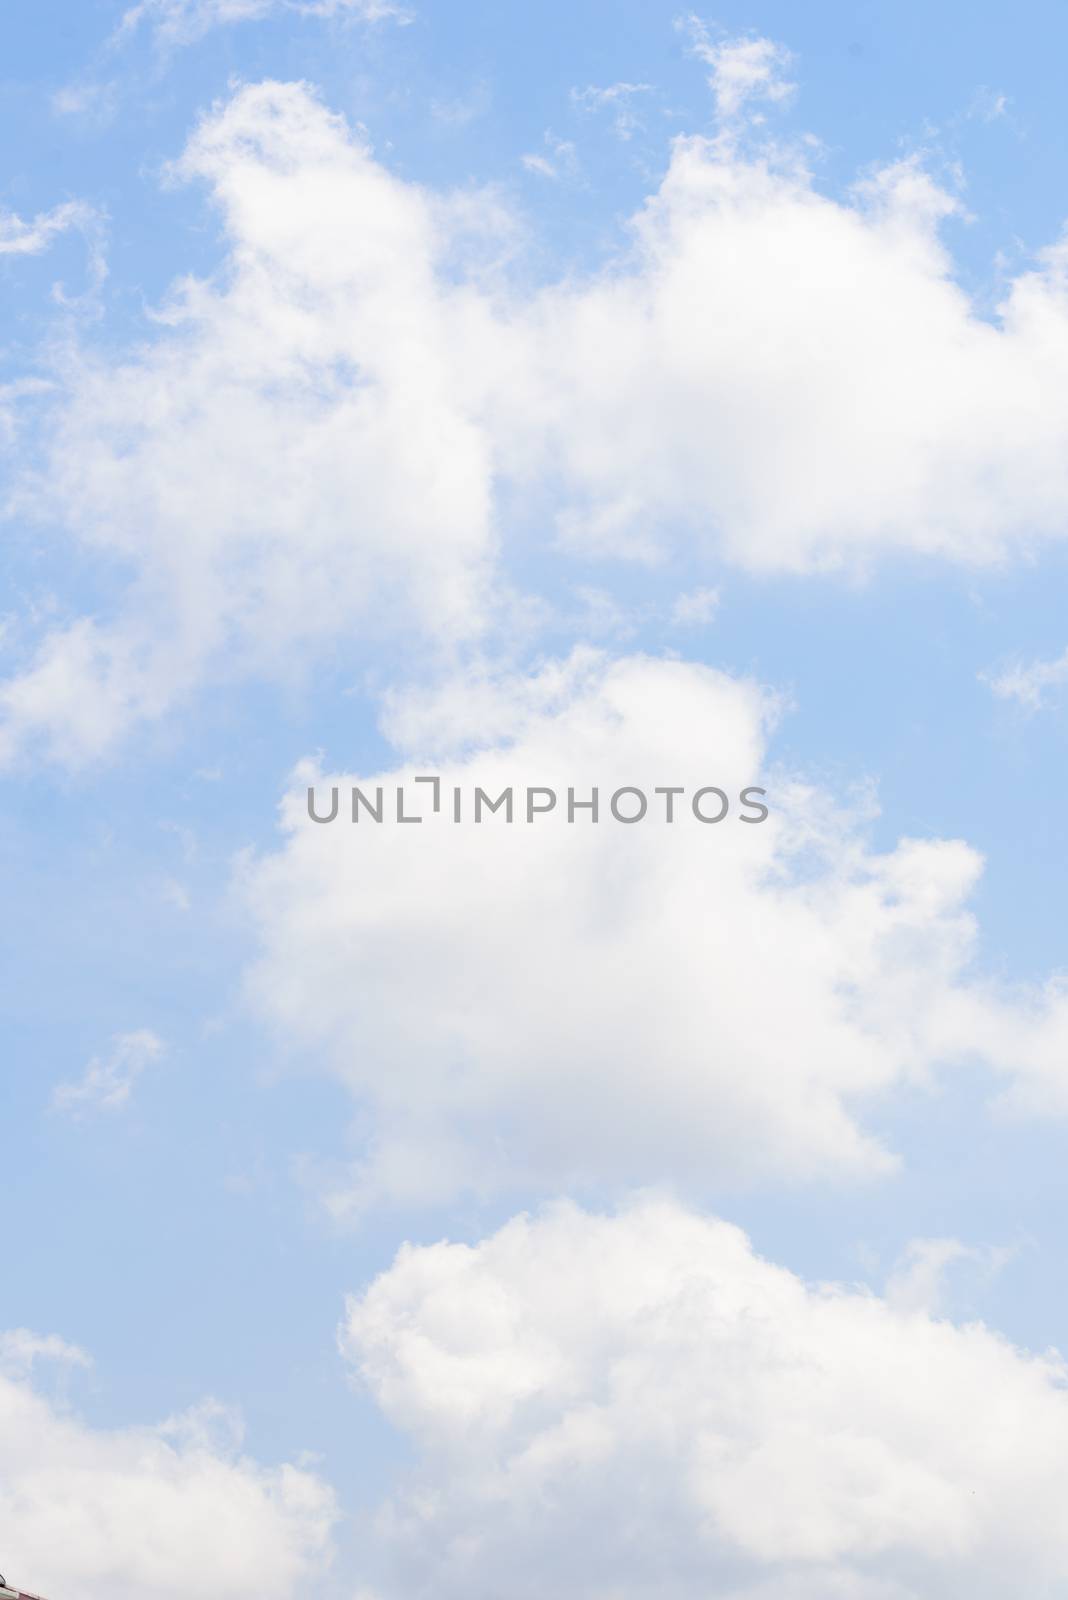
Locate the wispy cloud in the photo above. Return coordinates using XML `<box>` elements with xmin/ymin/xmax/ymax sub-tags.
<box><xmin>0</xmin><ymin>200</ymin><xmax>96</xmax><ymax>258</ymax></box>
<box><xmin>571</xmin><ymin>81</ymin><xmax>653</xmax><ymax>141</ymax></box>
<box><xmin>969</xmin><ymin>85</ymin><xmax>1011</xmax><ymax>123</ymax></box>
<box><xmin>0</xmin><ymin>199</ymin><xmax>108</xmax><ymax>304</ymax></box>
<box><xmin>670</xmin><ymin>586</ymin><xmax>721</xmax><ymax>626</ymax></box>
<box><xmin>51</xmin><ymin>1029</ymin><xmax>164</xmax><ymax>1116</ymax></box>
<box><xmin>429</xmin><ymin>83</ymin><xmax>491</xmax><ymax>128</ymax></box>
<box><xmin>521</xmin><ymin>132</ymin><xmax>580</xmax><ymax>181</ymax></box>
<box><xmin>677</xmin><ymin>16</ymin><xmax>795</xmax><ymax>123</ymax></box>
<box><xmin>115</xmin><ymin>0</ymin><xmax>411</xmax><ymax>49</ymax></box>
<box><xmin>885</xmin><ymin>1235</ymin><xmax>1015</xmax><ymax>1316</ymax></box>
<box><xmin>0</xmin><ymin>1329</ymin><xmax>92</xmax><ymax>1375</ymax></box>
<box><xmin>982</xmin><ymin>646</ymin><xmax>1068</xmax><ymax>711</ymax></box>
<box><xmin>51</xmin><ymin>80</ymin><xmax>119</xmax><ymax>127</ymax></box>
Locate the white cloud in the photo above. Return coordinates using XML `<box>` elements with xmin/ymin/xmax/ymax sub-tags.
<box><xmin>0</xmin><ymin>1334</ymin><xmax>336</xmax><ymax>1600</ymax></box>
<box><xmin>521</xmin><ymin>134</ymin><xmax>580</xmax><ymax>182</ymax></box>
<box><xmin>671</xmin><ymin>584</ymin><xmax>720</xmax><ymax>625</ymax></box>
<box><xmin>240</xmin><ymin>651</ymin><xmax>1068</xmax><ymax>1211</ymax></box>
<box><xmin>2</xmin><ymin>81</ymin><xmax>500</xmax><ymax>766</ymax></box>
<box><xmin>429</xmin><ymin>84</ymin><xmax>491</xmax><ymax>129</ymax></box>
<box><xmin>571</xmin><ymin>82</ymin><xmax>653</xmax><ymax>141</ymax></box>
<box><xmin>117</xmin><ymin>0</ymin><xmax>410</xmax><ymax>49</ymax></box>
<box><xmin>0</xmin><ymin>200</ymin><xmax>96</xmax><ymax>257</ymax></box>
<box><xmin>0</xmin><ymin>1330</ymin><xmax>92</xmax><ymax>1374</ymax></box>
<box><xmin>498</xmin><ymin>141</ymin><xmax>1068</xmax><ymax>573</ymax></box>
<box><xmin>678</xmin><ymin>19</ymin><xmax>796</xmax><ymax>123</ymax></box>
<box><xmin>884</xmin><ymin>1236</ymin><xmax>1015</xmax><ymax>1316</ymax></box>
<box><xmin>0</xmin><ymin>377</ymin><xmax>53</xmax><ymax>447</ymax></box>
<box><xmin>15</xmin><ymin>60</ymin><xmax>1068</xmax><ymax>761</ymax></box>
<box><xmin>162</xmin><ymin>875</ymin><xmax>192</xmax><ymax>911</ymax></box>
<box><xmin>341</xmin><ymin>1195</ymin><xmax>1068</xmax><ymax>1599</ymax></box>
<box><xmin>969</xmin><ymin>86</ymin><xmax>1011</xmax><ymax>124</ymax></box>
<box><xmin>520</xmin><ymin>153</ymin><xmax>557</xmax><ymax>179</ymax></box>
<box><xmin>949</xmin><ymin>975</ymin><xmax>1068</xmax><ymax>1118</ymax></box>
<box><xmin>983</xmin><ymin>645</ymin><xmax>1068</xmax><ymax>709</ymax></box>
<box><xmin>51</xmin><ymin>1029</ymin><xmax>164</xmax><ymax>1115</ymax></box>
<box><xmin>51</xmin><ymin>81</ymin><xmax>119</xmax><ymax>126</ymax></box>
<box><xmin>0</xmin><ymin>199</ymin><xmax>106</xmax><ymax>304</ymax></box>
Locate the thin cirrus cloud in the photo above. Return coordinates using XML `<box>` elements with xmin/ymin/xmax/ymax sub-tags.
<box><xmin>9</xmin><ymin>52</ymin><xmax>1068</xmax><ymax>763</ymax></box>
<box><xmin>115</xmin><ymin>0</ymin><xmax>411</xmax><ymax>49</ymax></box>
<box><xmin>0</xmin><ymin>1335</ymin><xmax>336</xmax><ymax>1600</ymax></box>
<box><xmin>239</xmin><ymin>651</ymin><xmax>1068</xmax><ymax>1214</ymax></box>
<box><xmin>341</xmin><ymin>1194</ymin><xmax>1068</xmax><ymax>1600</ymax></box>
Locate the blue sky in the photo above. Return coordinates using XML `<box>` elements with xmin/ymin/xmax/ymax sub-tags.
<box><xmin>5</xmin><ymin>4</ymin><xmax>1068</xmax><ymax>1598</ymax></box>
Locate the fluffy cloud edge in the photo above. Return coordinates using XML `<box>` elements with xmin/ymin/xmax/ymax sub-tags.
<box><xmin>9</xmin><ymin>54</ymin><xmax>1068</xmax><ymax>762</ymax></box>
<box><xmin>235</xmin><ymin>650</ymin><xmax>1068</xmax><ymax>1216</ymax></box>
<box><xmin>340</xmin><ymin>1192</ymin><xmax>1068</xmax><ymax>1599</ymax></box>
<box><xmin>0</xmin><ymin>1334</ymin><xmax>337</xmax><ymax>1600</ymax></box>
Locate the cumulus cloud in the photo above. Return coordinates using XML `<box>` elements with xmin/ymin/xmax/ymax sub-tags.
<box><xmin>117</xmin><ymin>0</ymin><xmax>410</xmax><ymax>49</ymax></box>
<box><xmin>341</xmin><ymin>1195</ymin><xmax>1068</xmax><ymax>1599</ymax></box>
<box><xmin>239</xmin><ymin>651</ymin><xmax>1068</xmax><ymax>1211</ymax></box>
<box><xmin>0</xmin><ymin>1334</ymin><xmax>336</xmax><ymax>1600</ymax></box>
<box><xmin>2</xmin><ymin>81</ymin><xmax>499</xmax><ymax>766</ymax></box>
<box><xmin>498</xmin><ymin>144</ymin><xmax>1068</xmax><ymax>572</ymax></box>
<box><xmin>13</xmin><ymin>53</ymin><xmax>1068</xmax><ymax>762</ymax></box>
<box><xmin>50</xmin><ymin>1028</ymin><xmax>164</xmax><ymax>1115</ymax></box>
